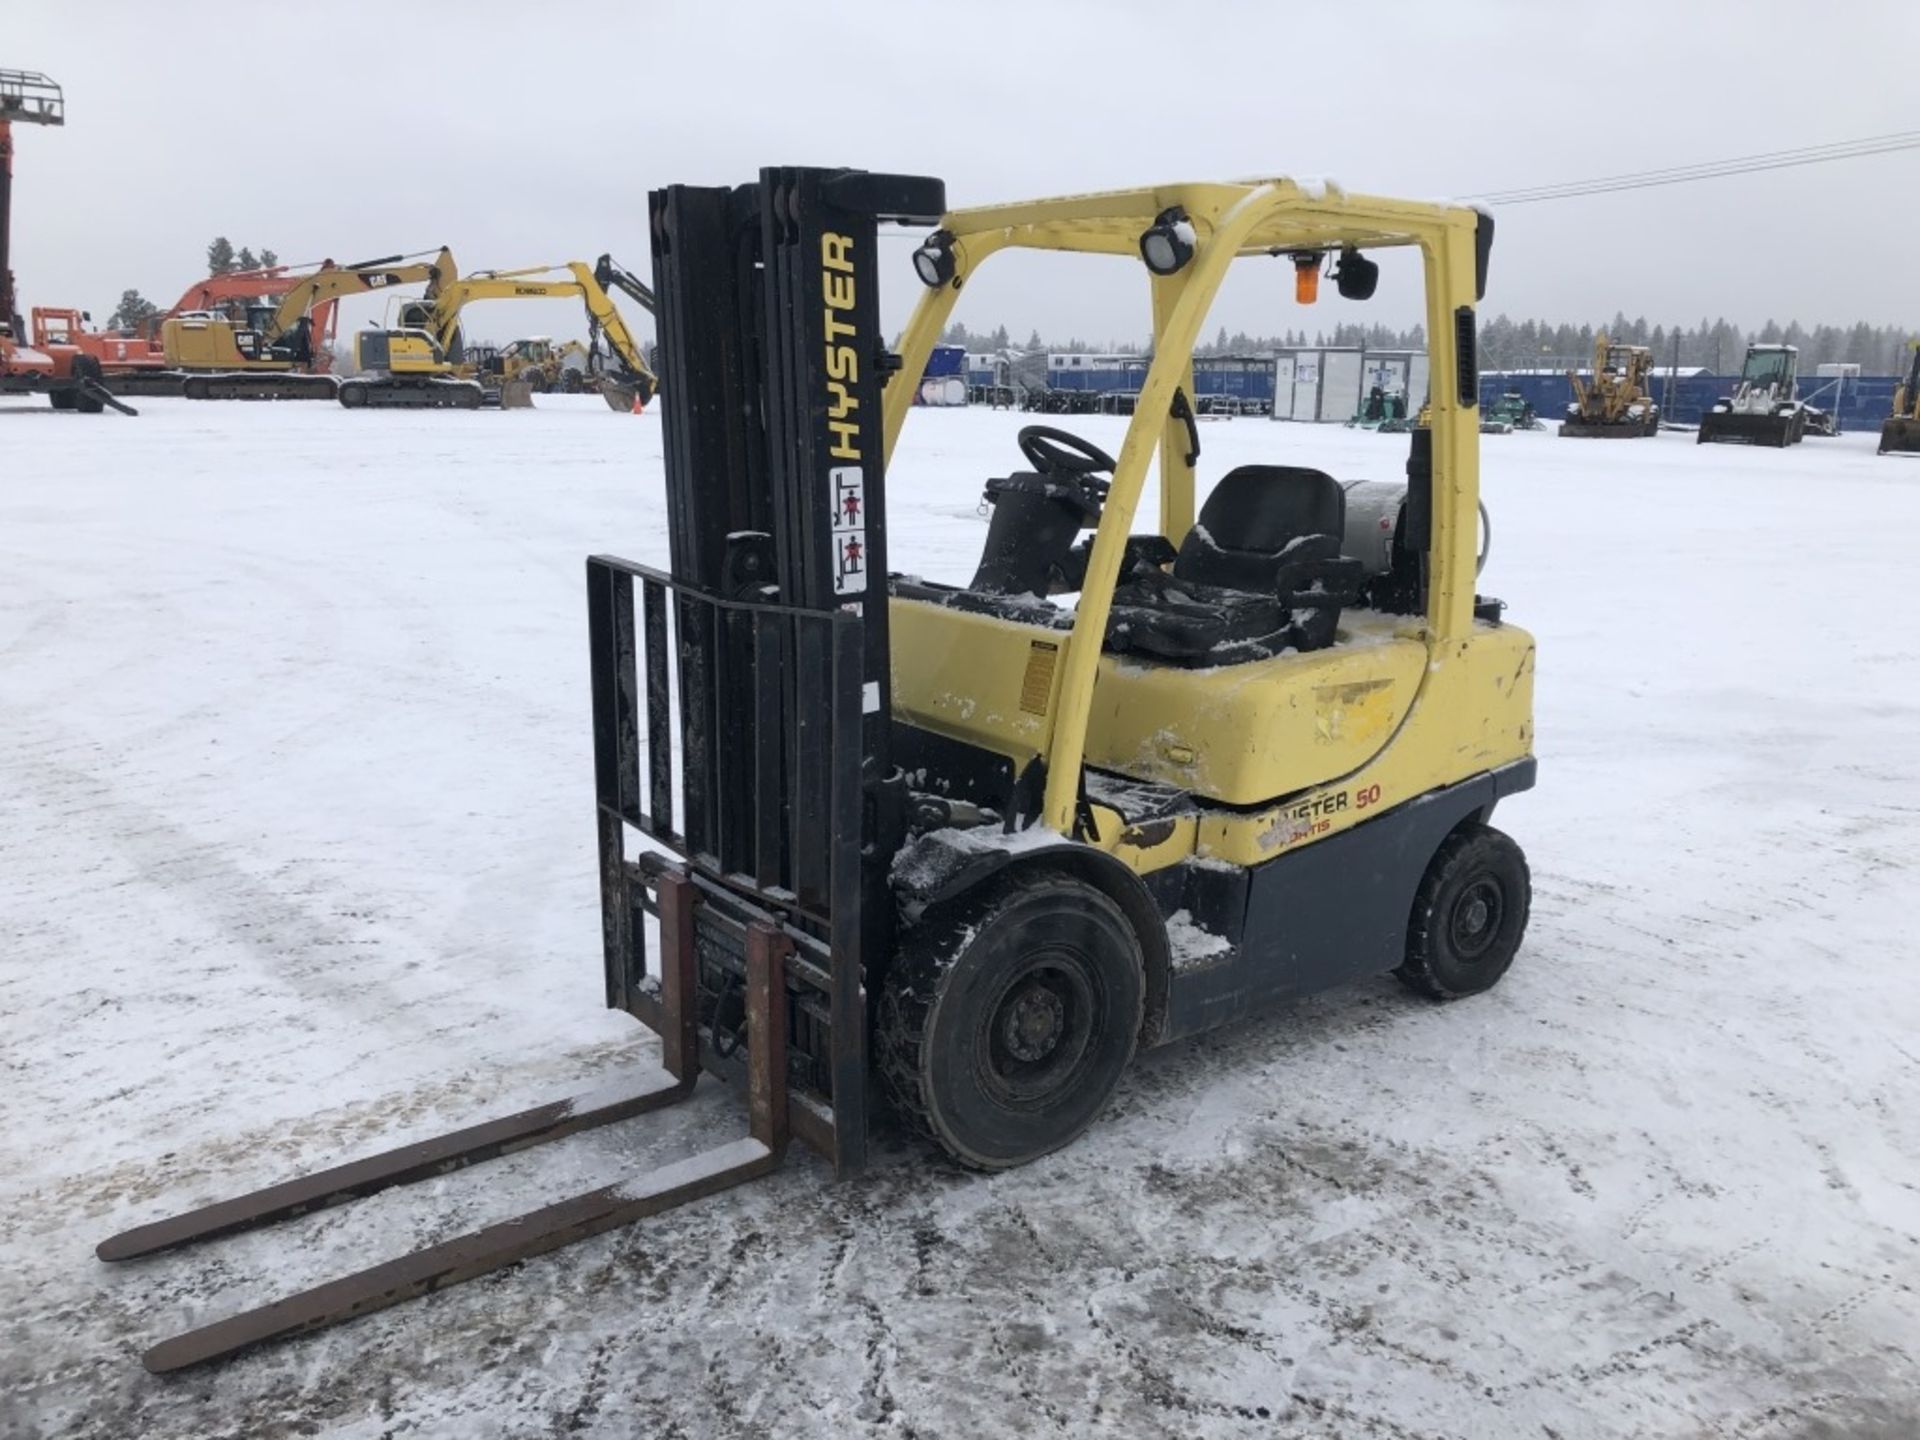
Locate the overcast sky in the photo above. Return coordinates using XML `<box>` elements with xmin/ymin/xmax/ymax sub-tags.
<box><xmin>6</xmin><ymin>1</ymin><xmax>1916</xmax><ymax>348</ymax></box>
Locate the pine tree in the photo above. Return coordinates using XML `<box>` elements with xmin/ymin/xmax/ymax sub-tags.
<box><xmin>207</xmin><ymin>236</ymin><xmax>237</xmax><ymax>276</ymax></box>
<box><xmin>236</xmin><ymin>247</ymin><xmax>258</xmax><ymax>271</ymax></box>
<box><xmin>259</xmin><ymin>248</ymin><xmax>278</xmax><ymax>269</ymax></box>
<box><xmin>107</xmin><ymin>289</ymin><xmax>160</xmax><ymax>331</ymax></box>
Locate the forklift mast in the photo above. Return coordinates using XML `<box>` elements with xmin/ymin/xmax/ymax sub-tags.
<box><xmin>587</xmin><ymin>168</ymin><xmax>943</xmax><ymax>1177</ymax></box>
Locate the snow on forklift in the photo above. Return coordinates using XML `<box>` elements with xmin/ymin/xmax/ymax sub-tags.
<box><xmin>100</xmin><ymin>169</ymin><xmax>1537</xmax><ymax>1372</ymax></box>
<box><xmin>1698</xmin><ymin>342</ymin><xmax>1815</xmax><ymax>446</ymax></box>
<box><xmin>1879</xmin><ymin>341</ymin><xmax>1920</xmax><ymax>455</ymax></box>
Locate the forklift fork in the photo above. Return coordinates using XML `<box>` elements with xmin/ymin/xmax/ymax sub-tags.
<box><xmin>99</xmin><ymin>875</ymin><xmax>791</xmax><ymax>1374</ymax></box>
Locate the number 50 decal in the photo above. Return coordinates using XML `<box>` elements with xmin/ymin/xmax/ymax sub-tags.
<box><xmin>1355</xmin><ymin>784</ymin><xmax>1383</xmax><ymax>810</ymax></box>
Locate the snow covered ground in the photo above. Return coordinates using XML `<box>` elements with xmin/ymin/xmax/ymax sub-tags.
<box><xmin>2</xmin><ymin>395</ymin><xmax>1917</xmax><ymax>1439</ymax></box>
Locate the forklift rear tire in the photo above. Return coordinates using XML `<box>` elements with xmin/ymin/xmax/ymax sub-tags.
<box><xmin>1394</xmin><ymin>823</ymin><xmax>1531</xmax><ymax>1000</ymax></box>
<box><xmin>878</xmin><ymin>870</ymin><xmax>1144</xmax><ymax>1170</ymax></box>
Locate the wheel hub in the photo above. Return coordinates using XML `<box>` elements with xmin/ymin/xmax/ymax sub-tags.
<box><xmin>1000</xmin><ymin>982</ymin><xmax>1065</xmax><ymax>1062</ymax></box>
<box><xmin>1450</xmin><ymin>878</ymin><xmax>1504</xmax><ymax>960</ymax></box>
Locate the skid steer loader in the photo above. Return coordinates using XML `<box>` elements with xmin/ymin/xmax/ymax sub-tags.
<box><xmin>100</xmin><ymin>169</ymin><xmax>1537</xmax><ymax>1372</ymax></box>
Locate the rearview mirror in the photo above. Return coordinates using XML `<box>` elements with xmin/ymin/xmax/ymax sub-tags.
<box><xmin>1333</xmin><ymin>249</ymin><xmax>1378</xmax><ymax>301</ymax></box>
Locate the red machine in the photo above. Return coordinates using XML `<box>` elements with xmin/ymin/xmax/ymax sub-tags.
<box><xmin>1</xmin><ymin>68</ymin><xmax>128</xmax><ymax>413</ymax></box>
<box><xmin>31</xmin><ymin>306</ymin><xmax>170</xmax><ymax>373</ymax></box>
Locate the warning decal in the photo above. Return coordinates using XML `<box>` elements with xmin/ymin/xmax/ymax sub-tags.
<box><xmin>830</xmin><ymin>464</ymin><xmax>868</xmax><ymax>595</ymax></box>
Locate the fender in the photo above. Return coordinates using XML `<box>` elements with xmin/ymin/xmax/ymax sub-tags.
<box><xmin>889</xmin><ymin>825</ymin><xmax>1174</xmax><ymax>1045</ymax></box>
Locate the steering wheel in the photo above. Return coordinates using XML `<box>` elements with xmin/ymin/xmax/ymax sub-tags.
<box><xmin>1018</xmin><ymin>424</ymin><xmax>1118</xmax><ymax>477</ymax></box>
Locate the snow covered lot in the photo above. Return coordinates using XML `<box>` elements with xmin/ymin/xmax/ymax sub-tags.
<box><xmin>2</xmin><ymin>396</ymin><xmax>1917</xmax><ymax>1440</ymax></box>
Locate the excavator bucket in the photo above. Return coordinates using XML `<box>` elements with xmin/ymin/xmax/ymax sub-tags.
<box><xmin>602</xmin><ymin>381</ymin><xmax>638</xmax><ymax>413</ymax></box>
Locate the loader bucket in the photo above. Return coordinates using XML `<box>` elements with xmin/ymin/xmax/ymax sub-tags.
<box><xmin>1698</xmin><ymin>411</ymin><xmax>1797</xmax><ymax>447</ymax></box>
<box><xmin>498</xmin><ymin>378</ymin><xmax>535</xmax><ymax>409</ymax></box>
<box><xmin>1880</xmin><ymin>416</ymin><xmax>1920</xmax><ymax>454</ymax></box>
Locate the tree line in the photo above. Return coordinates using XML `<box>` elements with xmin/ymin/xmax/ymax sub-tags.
<box><xmin>945</xmin><ymin>314</ymin><xmax>1917</xmax><ymax>374</ymax></box>
<box><xmin>104</xmin><ymin>236</ymin><xmax>286</xmax><ymax>331</ymax></box>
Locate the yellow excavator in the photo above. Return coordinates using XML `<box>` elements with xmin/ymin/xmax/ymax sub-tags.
<box><xmin>1879</xmin><ymin>341</ymin><xmax>1920</xmax><ymax>455</ymax></box>
<box><xmin>1559</xmin><ymin>333</ymin><xmax>1659</xmax><ymax>437</ymax></box>
<box><xmin>164</xmin><ymin>249</ymin><xmax>459</xmax><ymax>400</ymax></box>
<box><xmin>339</xmin><ymin>254</ymin><xmax>658</xmax><ymax>410</ymax></box>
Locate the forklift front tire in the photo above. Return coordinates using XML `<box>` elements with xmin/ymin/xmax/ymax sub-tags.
<box><xmin>879</xmin><ymin>870</ymin><xmax>1144</xmax><ymax>1170</ymax></box>
<box><xmin>1395</xmin><ymin>823</ymin><xmax>1531</xmax><ymax>1000</ymax></box>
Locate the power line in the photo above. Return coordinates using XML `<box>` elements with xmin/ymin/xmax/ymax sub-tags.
<box><xmin>1467</xmin><ymin>130</ymin><xmax>1920</xmax><ymax>205</ymax></box>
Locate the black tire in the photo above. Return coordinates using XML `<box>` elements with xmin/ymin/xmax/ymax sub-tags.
<box><xmin>1395</xmin><ymin>823</ymin><xmax>1531</xmax><ymax>1000</ymax></box>
<box><xmin>48</xmin><ymin>388</ymin><xmax>77</xmax><ymax>411</ymax></box>
<box><xmin>877</xmin><ymin>870</ymin><xmax>1144</xmax><ymax>1170</ymax></box>
<box><xmin>523</xmin><ymin>370</ymin><xmax>548</xmax><ymax>393</ymax></box>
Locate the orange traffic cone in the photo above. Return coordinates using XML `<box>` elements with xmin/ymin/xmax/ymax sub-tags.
<box><xmin>630</xmin><ymin>392</ymin><xmax>645</xmax><ymax>416</ymax></box>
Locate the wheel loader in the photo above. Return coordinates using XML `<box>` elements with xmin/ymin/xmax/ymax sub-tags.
<box><xmin>100</xmin><ymin>169</ymin><xmax>1536</xmax><ymax>1372</ymax></box>
<box><xmin>1559</xmin><ymin>334</ymin><xmax>1659</xmax><ymax>437</ymax></box>
<box><xmin>1880</xmin><ymin>341</ymin><xmax>1920</xmax><ymax>455</ymax></box>
<box><xmin>1698</xmin><ymin>343</ymin><xmax>1809</xmax><ymax>446</ymax></box>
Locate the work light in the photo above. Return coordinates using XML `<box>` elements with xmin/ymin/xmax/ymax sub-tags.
<box><xmin>913</xmin><ymin>230</ymin><xmax>957</xmax><ymax>288</ymax></box>
<box><xmin>1333</xmin><ymin>247</ymin><xmax>1379</xmax><ymax>301</ymax></box>
<box><xmin>1139</xmin><ymin>208</ymin><xmax>1195</xmax><ymax>276</ymax></box>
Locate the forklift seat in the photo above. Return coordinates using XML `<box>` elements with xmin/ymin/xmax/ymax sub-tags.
<box><xmin>1106</xmin><ymin>466</ymin><xmax>1364</xmax><ymax>665</ymax></box>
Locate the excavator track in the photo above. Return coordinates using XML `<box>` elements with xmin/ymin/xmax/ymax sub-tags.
<box><xmin>101</xmin><ymin>372</ymin><xmax>188</xmax><ymax>398</ymax></box>
<box><xmin>182</xmin><ymin>372</ymin><xmax>341</xmax><ymax>402</ymax></box>
<box><xmin>99</xmin><ymin>875</ymin><xmax>793</xmax><ymax>1373</ymax></box>
<box><xmin>337</xmin><ymin>377</ymin><xmax>486</xmax><ymax>410</ymax></box>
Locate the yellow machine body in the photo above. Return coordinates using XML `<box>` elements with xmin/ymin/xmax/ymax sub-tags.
<box><xmin>880</xmin><ymin>179</ymin><xmax>1534</xmax><ymax>882</ymax></box>
<box><xmin>1562</xmin><ymin>333</ymin><xmax>1659</xmax><ymax>436</ymax></box>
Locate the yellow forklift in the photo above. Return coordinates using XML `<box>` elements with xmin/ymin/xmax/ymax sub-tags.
<box><xmin>101</xmin><ymin>170</ymin><xmax>1536</xmax><ymax>1370</ymax></box>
